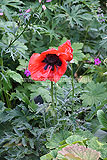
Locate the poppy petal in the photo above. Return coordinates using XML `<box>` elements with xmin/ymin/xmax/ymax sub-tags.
<box><xmin>31</xmin><ymin>64</ymin><xmax>51</xmax><ymax>81</ymax></box>
<box><xmin>28</xmin><ymin>53</ymin><xmax>52</xmax><ymax>81</ymax></box>
<box><xmin>58</xmin><ymin>40</ymin><xmax>73</xmax><ymax>61</ymax></box>
<box><xmin>28</xmin><ymin>53</ymin><xmax>40</xmax><ymax>72</ymax></box>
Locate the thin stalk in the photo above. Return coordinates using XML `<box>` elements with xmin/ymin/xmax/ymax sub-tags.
<box><xmin>0</xmin><ymin>87</ymin><xmax>4</xmax><ymax>102</ymax></box>
<box><xmin>55</xmin><ymin>83</ymin><xmax>58</xmax><ymax>120</ymax></box>
<box><xmin>0</xmin><ymin>57</ymin><xmax>5</xmax><ymax>102</ymax></box>
<box><xmin>71</xmin><ymin>64</ymin><xmax>74</xmax><ymax>112</ymax></box>
<box><xmin>55</xmin><ymin>83</ymin><xmax>57</xmax><ymax>108</ymax></box>
<box><xmin>1</xmin><ymin>57</ymin><xmax>3</xmax><ymax>72</ymax></box>
<box><xmin>43</xmin><ymin>113</ymin><xmax>46</xmax><ymax>128</ymax></box>
<box><xmin>51</xmin><ymin>81</ymin><xmax>54</xmax><ymax>109</ymax></box>
<box><xmin>83</xmin><ymin>26</ymin><xmax>89</xmax><ymax>47</ymax></box>
<box><xmin>75</xmin><ymin>62</ymin><xmax>84</xmax><ymax>75</ymax></box>
<box><xmin>51</xmin><ymin>81</ymin><xmax>56</xmax><ymax>124</ymax></box>
<box><xmin>71</xmin><ymin>64</ymin><xmax>74</xmax><ymax>98</ymax></box>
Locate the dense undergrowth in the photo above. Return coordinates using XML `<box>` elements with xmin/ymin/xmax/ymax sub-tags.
<box><xmin>0</xmin><ymin>0</ymin><xmax>107</xmax><ymax>159</ymax></box>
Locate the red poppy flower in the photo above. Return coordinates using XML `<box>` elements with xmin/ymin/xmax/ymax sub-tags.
<box><xmin>28</xmin><ymin>40</ymin><xmax>73</xmax><ymax>83</ymax></box>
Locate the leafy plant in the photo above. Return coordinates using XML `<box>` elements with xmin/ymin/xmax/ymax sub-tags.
<box><xmin>97</xmin><ymin>110</ymin><xmax>107</xmax><ymax>130</ymax></box>
<box><xmin>57</xmin><ymin>143</ymin><xmax>101</xmax><ymax>160</ymax></box>
<box><xmin>40</xmin><ymin>129</ymin><xmax>107</xmax><ymax>160</ymax></box>
<box><xmin>81</xmin><ymin>82</ymin><xmax>107</xmax><ymax>106</ymax></box>
<box><xmin>0</xmin><ymin>0</ymin><xmax>107</xmax><ymax>159</ymax></box>
<box><xmin>0</xmin><ymin>0</ymin><xmax>24</xmax><ymax>20</ymax></box>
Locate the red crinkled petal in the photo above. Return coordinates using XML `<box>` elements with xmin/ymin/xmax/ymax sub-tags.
<box><xmin>28</xmin><ymin>53</ymin><xmax>51</xmax><ymax>81</ymax></box>
<box><xmin>31</xmin><ymin>65</ymin><xmax>51</xmax><ymax>81</ymax></box>
<box><xmin>28</xmin><ymin>53</ymin><xmax>40</xmax><ymax>72</ymax></box>
<box><xmin>58</xmin><ymin>40</ymin><xmax>73</xmax><ymax>61</ymax></box>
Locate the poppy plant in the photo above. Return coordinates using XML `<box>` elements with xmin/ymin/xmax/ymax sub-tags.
<box><xmin>28</xmin><ymin>40</ymin><xmax>73</xmax><ymax>83</ymax></box>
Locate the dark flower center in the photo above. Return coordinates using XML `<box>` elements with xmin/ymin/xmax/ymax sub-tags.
<box><xmin>42</xmin><ymin>54</ymin><xmax>62</xmax><ymax>71</ymax></box>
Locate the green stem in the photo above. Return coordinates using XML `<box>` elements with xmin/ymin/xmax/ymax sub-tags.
<box><xmin>71</xmin><ymin>64</ymin><xmax>74</xmax><ymax>112</ymax></box>
<box><xmin>0</xmin><ymin>57</ymin><xmax>5</xmax><ymax>102</ymax></box>
<box><xmin>51</xmin><ymin>81</ymin><xmax>56</xmax><ymax>124</ymax></box>
<box><xmin>51</xmin><ymin>81</ymin><xmax>54</xmax><ymax>109</ymax></box>
<box><xmin>0</xmin><ymin>86</ymin><xmax>4</xmax><ymax>102</ymax></box>
<box><xmin>43</xmin><ymin>113</ymin><xmax>46</xmax><ymax>128</ymax></box>
<box><xmin>55</xmin><ymin>83</ymin><xmax>57</xmax><ymax>108</ymax></box>
<box><xmin>75</xmin><ymin>62</ymin><xmax>83</xmax><ymax>75</ymax></box>
<box><xmin>83</xmin><ymin>26</ymin><xmax>89</xmax><ymax>47</ymax></box>
<box><xmin>71</xmin><ymin>64</ymin><xmax>74</xmax><ymax>98</ymax></box>
<box><xmin>1</xmin><ymin>57</ymin><xmax>3</xmax><ymax>72</ymax></box>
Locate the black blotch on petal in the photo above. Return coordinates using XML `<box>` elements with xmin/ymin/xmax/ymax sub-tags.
<box><xmin>51</xmin><ymin>65</ymin><xmax>54</xmax><ymax>71</ymax></box>
<box><xmin>42</xmin><ymin>58</ymin><xmax>48</xmax><ymax>63</ymax></box>
<box><xmin>57</xmin><ymin>60</ymin><xmax>62</xmax><ymax>66</ymax></box>
<box><xmin>44</xmin><ymin>64</ymin><xmax>48</xmax><ymax>70</ymax></box>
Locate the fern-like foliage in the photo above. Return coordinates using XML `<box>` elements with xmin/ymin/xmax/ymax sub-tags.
<box><xmin>0</xmin><ymin>0</ymin><xmax>24</xmax><ymax>20</ymax></box>
<box><xmin>56</xmin><ymin>4</ymin><xmax>92</xmax><ymax>27</ymax></box>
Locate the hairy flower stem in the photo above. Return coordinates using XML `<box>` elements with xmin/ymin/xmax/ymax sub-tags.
<box><xmin>51</xmin><ymin>81</ymin><xmax>56</xmax><ymax>122</ymax></box>
<box><xmin>71</xmin><ymin>64</ymin><xmax>74</xmax><ymax>112</ymax></box>
<box><xmin>0</xmin><ymin>56</ymin><xmax>4</xmax><ymax>101</ymax></box>
<box><xmin>83</xmin><ymin>26</ymin><xmax>89</xmax><ymax>47</ymax></box>
<box><xmin>51</xmin><ymin>81</ymin><xmax>54</xmax><ymax>109</ymax></box>
<box><xmin>43</xmin><ymin>113</ymin><xmax>46</xmax><ymax>128</ymax></box>
<box><xmin>55</xmin><ymin>83</ymin><xmax>57</xmax><ymax>108</ymax></box>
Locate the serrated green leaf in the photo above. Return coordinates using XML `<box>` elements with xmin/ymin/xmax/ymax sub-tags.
<box><xmin>81</xmin><ymin>82</ymin><xmax>107</xmax><ymax>106</ymax></box>
<box><xmin>17</xmin><ymin>59</ymin><xmax>29</xmax><ymax>71</ymax></box>
<box><xmin>72</xmin><ymin>43</ymin><xmax>85</xmax><ymax>64</ymax></box>
<box><xmin>87</xmin><ymin>137</ymin><xmax>107</xmax><ymax>159</ymax></box>
<box><xmin>72</xmin><ymin>43</ymin><xmax>83</xmax><ymax>50</ymax></box>
<box><xmin>58</xmin><ymin>37</ymin><xmax>68</xmax><ymax>46</ymax></box>
<box><xmin>75</xmin><ymin>129</ymin><xmax>94</xmax><ymax>139</ymax></box>
<box><xmin>28</xmin><ymin>100</ymin><xmax>38</xmax><ymax>112</ymax></box>
<box><xmin>66</xmin><ymin>135</ymin><xmax>86</xmax><ymax>145</ymax></box>
<box><xmin>40</xmin><ymin>153</ymin><xmax>53</xmax><ymax>160</ymax></box>
<box><xmin>79</xmin><ymin>75</ymin><xmax>92</xmax><ymax>83</ymax></box>
<box><xmin>46</xmin><ymin>130</ymin><xmax>71</xmax><ymax>149</ymax></box>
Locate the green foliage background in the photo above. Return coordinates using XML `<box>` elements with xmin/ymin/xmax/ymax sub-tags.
<box><xmin>0</xmin><ymin>0</ymin><xmax>107</xmax><ymax>159</ymax></box>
